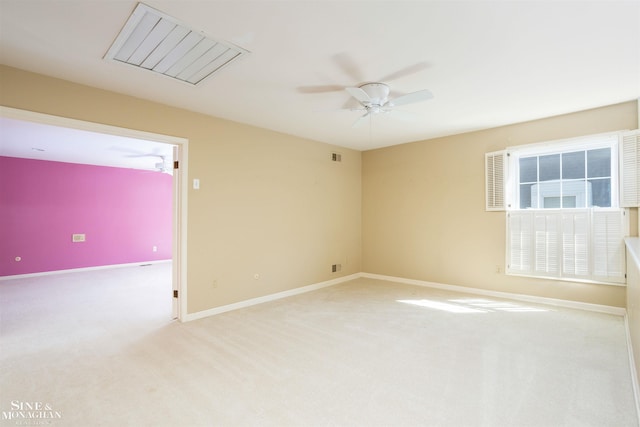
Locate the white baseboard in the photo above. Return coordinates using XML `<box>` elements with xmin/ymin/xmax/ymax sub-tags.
<box><xmin>625</xmin><ymin>314</ymin><xmax>640</xmax><ymax>424</ymax></box>
<box><xmin>183</xmin><ymin>273</ymin><xmax>361</xmax><ymax>322</ymax></box>
<box><xmin>0</xmin><ymin>259</ymin><xmax>172</xmax><ymax>281</ymax></box>
<box><xmin>185</xmin><ymin>271</ymin><xmax>628</xmax><ymax>322</ymax></box>
<box><xmin>361</xmin><ymin>272</ymin><xmax>627</xmax><ymax>316</ymax></box>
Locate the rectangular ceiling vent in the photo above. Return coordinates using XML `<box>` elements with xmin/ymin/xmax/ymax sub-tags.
<box><xmin>104</xmin><ymin>3</ymin><xmax>248</xmax><ymax>85</ymax></box>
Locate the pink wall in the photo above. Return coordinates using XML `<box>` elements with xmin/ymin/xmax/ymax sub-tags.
<box><xmin>0</xmin><ymin>156</ymin><xmax>173</xmax><ymax>276</ymax></box>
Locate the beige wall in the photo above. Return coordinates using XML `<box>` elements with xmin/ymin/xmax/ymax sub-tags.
<box><xmin>363</xmin><ymin>101</ymin><xmax>638</xmax><ymax>307</ymax></box>
<box><xmin>0</xmin><ymin>66</ymin><xmax>362</xmax><ymax>314</ymax></box>
<box><xmin>2</xmin><ymin>65</ymin><xmax>638</xmax><ymax>313</ymax></box>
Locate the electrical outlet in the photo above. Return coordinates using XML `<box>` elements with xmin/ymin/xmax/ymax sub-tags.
<box><xmin>495</xmin><ymin>265</ymin><xmax>501</xmax><ymax>274</ymax></box>
<box><xmin>152</xmin><ymin>246</ymin><xmax>158</xmax><ymax>252</ymax></box>
<box><xmin>212</xmin><ymin>279</ymin><xmax>218</xmax><ymax>289</ymax></box>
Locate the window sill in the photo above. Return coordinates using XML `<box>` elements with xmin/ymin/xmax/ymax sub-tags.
<box><xmin>506</xmin><ymin>271</ymin><xmax>627</xmax><ymax>287</ymax></box>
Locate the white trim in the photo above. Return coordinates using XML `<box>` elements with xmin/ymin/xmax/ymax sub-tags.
<box><xmin>173</xmin><ymin>141</ymin><xmax>188</xmax><ymax>321</ymax></box>
<box><xmin>184</xmin><ymin>271</ymin><xmax>628</xmax><ymax>322</ymax></box>
<box><xmin>0</xmin><ymin>106</ymin><xmax>189</xmax><ymax>321</ymax></box>
<box><xmin>0</xmin><ymin>260</ymin><xmax>172</xmax><ymax>280</ymax></box>
<box><xmin>626</xmin><ymin>237</ymin><xmax>640</xmax><ymax>271</ymax></box>
<box><xmin>624</xmin><ymin>313</ymin><xmax>640</xmax><ymax>424</ymax></box>
<box><xmin>183</xmin><ymin>273</ymin><xmax>361</xmax><ymax>322</ymax></box>
<box><xmin>506</xmin><ymin>271</ymin><xmax>628</xmax><ymax>287</ymax></box>
<box><xmin>507</xmin><ymin>130</ymin><xmax>622</xmax><ymax>157</ymax></box>
<box><xmin>360</xmin><ymin>272</ymin><xmax>627</xmax><ymax>316</ymax></box>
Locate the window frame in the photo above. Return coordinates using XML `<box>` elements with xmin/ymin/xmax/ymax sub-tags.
<box><xmin>506</xmin><ymin>133</ymin><xmax>619</xmax><ymax>211</ymax></box>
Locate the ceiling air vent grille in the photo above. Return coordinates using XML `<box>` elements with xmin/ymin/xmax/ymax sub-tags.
<box><xmin>105</xmin><ymin>3</ymin><xmax>248</xmax><ymax>85</ymax></box>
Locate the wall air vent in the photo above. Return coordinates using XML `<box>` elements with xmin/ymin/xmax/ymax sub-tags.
<box><xmin>104</xmin><ymin>3</ymin><xmax>248</xmax><ymax>85</ymax></box>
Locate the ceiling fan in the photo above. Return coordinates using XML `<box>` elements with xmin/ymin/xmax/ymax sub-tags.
<box><xmin>344</xmin><ymin>82</ymin><xmax>433</xmax><ymax>126</ymax></box>
<box><xmin>149</xmin><ymin>155</ymin><xmax>171</xmax><ymax>174</ymax></box>
<box><xmin>125</xmin><ymin>153</ymin><xmax>172</xmax><ymax>174</ymax></box>
<box><xmin>132</xmin><ymin>154</ymin><xmax>174</xmax><ymax>175</ymax></box>
<box><xmin>110</xmin><ymin>146</ymin><xmax>173</xmax><ymax>174</ymax></box>
<box><xmin>298</xmin><ymin>53</ymin><xmax>434</xmax><ymax>126</ymax></box>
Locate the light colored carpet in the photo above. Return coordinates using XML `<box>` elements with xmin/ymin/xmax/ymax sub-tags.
<box><xmin>1</xmin><ymin>263</ymin><xmax>638</xmax><ymax>426</ymax></box>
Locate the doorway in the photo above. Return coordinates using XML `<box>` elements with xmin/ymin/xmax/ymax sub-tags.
<box><xmin>0</xmin><ymin>106</ymin><xmax>188</xmax><ymax>320</ymax></box>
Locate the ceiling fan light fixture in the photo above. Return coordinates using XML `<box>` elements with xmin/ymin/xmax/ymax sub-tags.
<box><xmin>359</xmin><ymin>83</ymin><xmax>390</xmax><ymax>106</ymax></box>
<box><xmin>104</xmin><ymin>3</ymin><xmax>249</xmax><ymax>85</ymax></box>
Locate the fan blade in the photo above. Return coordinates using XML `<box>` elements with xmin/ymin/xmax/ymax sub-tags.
<box><xmin>111</xmin><ymin>145</ymin><xmax>167</xmax><ymax>158</ymax></box>
<box><xmin>351</xmin><ymin>112</ymin><xmax>370</xmax><ymax>128</ymax></box>
<box><xmin>109</xmin><ymin>146</ymin><xmax>149</xmax><ymax>155</ymax></box>
<box><xmin>345</xmin><ymin>87</ymin><xmax>371</xmax><ymax>105</ymax></box>
<box><xmin>389</xmin><ymin>89</ymin><xmax>433</xmax><ymax>107</ymax></box>
<box><xmin>313</xmin><ymin>106</ymin><xmax>358</xmax><ymax>113</ymax></box>
<box><xmin>124</xmin><ymin>153</ymin><xmax>162</xmax><ymax>158</ymax></box>
<box><xmin>297</xmin><ymin>85</ymin><xmax>345</xmax><ymax>94</ymax></box>
<box><xmin>387</xmin><ymin>109</ymin><xmax>417</xmax><ymax>122</ymax></box>
<box><xmin>333</xmin><ymin>52</ymin><xmax>365</xmax><ymax>82</ymax></box>
<box><xmin>378</xmin><ymin>62</ymin><xmax>430</xmax><ymax>82</ymax></box>
<box><xmin>341</xmin><ymin>97</ymin><xmax>361</xmax><ymax>110</ymax></box>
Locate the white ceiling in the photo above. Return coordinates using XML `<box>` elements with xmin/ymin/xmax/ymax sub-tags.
<box><xmin>1</xmin><ymin>0</ymin><xmax>639</xmax><ymax>161</ymax></box>
<box><xmin>0</xmin><ymin>116</ymin><xmax>174</xmax><ymax>171</ymax></box>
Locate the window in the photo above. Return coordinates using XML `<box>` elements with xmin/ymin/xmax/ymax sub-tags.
<box><xmin>512</xmin><ymin>136</ymin><xmax>618</xmax><ymax>210</ymax></box>
<box><xmin>487</xmin><ymin>132</ymin><xmax>630</xmax><ymax>285</ymax></box>
<box><xmin>517</xmin><ymin>147</ymin><xmax>613</xmax><ymax>209</ymax></box>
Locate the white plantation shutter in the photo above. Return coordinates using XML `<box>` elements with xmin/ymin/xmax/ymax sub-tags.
<box><xmin>507</xmin><ymin>211</ymin><xmax>533</xmax><ymax>274</ymax></box>
<box><xmin>620</xmin><ymin>130</ymin><xmax>640</xmax><ymax>207</ymax></box>
<box><xmin>485</xmin><ymin>151</ymin><xmax>506</xmax><ymax>211</ymax></box>
<box><xmin>592</xmin><ymin>210</ymin><xmax>627</xmax><ymax>283</ymax></box>
<box><xmin>562</xmin><ymin>211</ymin><xmax>590</xmax><ymax>278</ymax></box>
<box><xmin>507</xmin><ymin>209</ymin><xmax>627</xmax><ymax>284</ymax></box>
<box><xmin>533</xmin><ymin>212</ymin><xmax>560</xmax><ymax>277</ymax></box>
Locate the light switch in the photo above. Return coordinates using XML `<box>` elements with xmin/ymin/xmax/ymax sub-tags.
<box><xmin>193</xmin><ymin>179</ymin><xmax>200</xmax><ymax>190</ymax></box>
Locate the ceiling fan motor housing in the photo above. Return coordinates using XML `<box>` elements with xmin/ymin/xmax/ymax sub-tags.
<box><xmin>359</xmin><ymin>83</ymin><xmax>390</xmax><ymax>106</ymax></box>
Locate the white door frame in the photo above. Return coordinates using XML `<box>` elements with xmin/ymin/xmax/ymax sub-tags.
<box><xmin>0</xmin><ymin>106</ymin><xmax>189</xmax><ymax>321</ymax></box>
